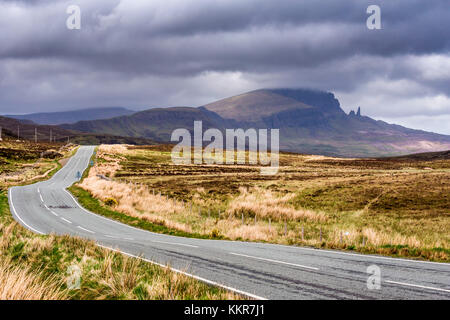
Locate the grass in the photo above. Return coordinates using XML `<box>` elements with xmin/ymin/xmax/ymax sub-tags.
<box><xmin>71</xmin><ymin>144</ymin><xmax>450</xmax><ymax>262</ymax></box>
<box><xmin>0</xmin><ymin>139</ymin><xmax>240</xmax><ymax>300</ymax></box>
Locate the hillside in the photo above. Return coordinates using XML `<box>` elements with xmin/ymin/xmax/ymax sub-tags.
<box><xmin>5</xmin><ymin>107</ymin><xmax>135</xmax><ymax>125</ymax></box>
<box><xmin>0</xmin><ymin>116</ymin><xmax>155</xmax><ymax>145</ymax></box>
<box><xmin>62</xmin><ymin>107</ymin><xmax>227</xmax><ymax>142</ymax></box>
<box><xmin>61</xmin><ymin>89</ymin><xmax>450</xmax><ymax>157</ymax></box>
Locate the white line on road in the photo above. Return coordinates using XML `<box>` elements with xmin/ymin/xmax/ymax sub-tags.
<box><xmin>8</xmin><ymin>188</ymin><xmax>45</xmax><ymax>235</ymax></box>
<box><xmin>60</xmin><ymin>217</ymin><xmax>72</xmax><ymax>224</ymax></box>
<box><xmin>39</xmin><ymin>194</ymin><xmax>44</xmax><ymax>202</ymax></box>
<box><xmin>229</xmin><ymin>252</ymin><xmax>319</xmax><ymax>271</ymax></box>
<box><xmin>104</xmin><ymin>235</ymin><xmax>120</xmax><ymax>239</ymax></box>
<box><xmin>50</xmin><ymin>211</ymin><xmax>59</xmax><ymax>217</ymax></box>
<box><xmin>97</xmin><ymin>244</ymin><xmax>267</xmax><ymax>300</ymax></box>
<box><xmin>386</xmin><ymin>280</ymin><xmax>450</xmax><ymax>294</ymax></box>
<box><xmin>152</xmin><ymin>240</ymin><xmax>199</xmax><ymax>248</ymax></box>
<box><xmin>77</xmin><ymin>226</ymin><xmax>95</xmax><ymax>234</ymax></box>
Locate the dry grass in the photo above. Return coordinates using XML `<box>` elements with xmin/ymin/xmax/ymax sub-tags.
<box><xmin>75</xmin><ymin>144</ymin><xmax>450</xmax><ymax>261</ymax></box>
<box><xmin>0</xmin><ymin>141</ymin><xmax>241</xmax><ymax>300</ymax></box>
<box><xmin>0</xmin><ymin>257</ymin><xmax>67</xmax><ymax>300</ymax></box>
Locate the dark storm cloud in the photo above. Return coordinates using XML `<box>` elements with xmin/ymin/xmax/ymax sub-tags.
<box><xmin>0</xmin><ymin>0</ymin><xmax>449</xmax><ymax>133</ymax></box>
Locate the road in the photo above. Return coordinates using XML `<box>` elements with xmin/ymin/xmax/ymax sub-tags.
<box><xmin>8</xmin><ymin>146</ymin><xmax>450</xmax><ymax>299</ymax></box>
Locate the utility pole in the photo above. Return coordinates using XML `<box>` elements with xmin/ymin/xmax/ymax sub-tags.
<box><xmin>50</xmin><ymin>129</ymin><xmax>52</xmax><ymax>143</ymax></box>
<box><xmin>17</xmin><ymin>125</ymin><xmax>20</xmax><ymax>141</ymax></box>
<box><xmin>35</xmin><ymin>128</ymin><xmax>37</xmax><ymax>143</ymax></box>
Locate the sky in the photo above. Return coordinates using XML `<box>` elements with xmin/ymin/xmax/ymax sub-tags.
<box><xmin>0</xmin><ymin>0</ymin><xmax>449</xmax><ymax>134</ymax></box>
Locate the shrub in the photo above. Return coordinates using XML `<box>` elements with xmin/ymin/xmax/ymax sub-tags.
<box><xmin>104</xmin><ymin>197</ymin><xmax>118</xmax><ymax>207</ymax></box>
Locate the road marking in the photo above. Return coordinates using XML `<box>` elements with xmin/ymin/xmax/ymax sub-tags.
<box><xmin>63</xmin><ymin>188</ymin><xmax>153</xmax><ymax>234</ymax></box>
<box><xmin>60</xmin><ymin>217</ymin><xmax>72</xmax><ymax>224</ymax></box>
<box><xmin>97</xmin><ymin>244</ymin><xmax>267</xmax><ymax>300</ymax></box>
<box><xmin>229</xmin><ymin>252</ymin><xmax>319</xmax><ymax>271</ymax></box>
<box><xmin>104</xmin><ymin>234</ymin><xmax>120</xmax><ymax>239</ymax></box>
<box><xmin>386</xmin><ymin>280</ymin><xmax>450</xmax><ymax>294</ymax></box>
<box><xmin>77</xmin><ymin>226</ymin><xmax>95</xmax><ymax>234</ymax></box>
<box><xmin>50</xmin><ymin>210</ymin><xmax>59</xmax><ymax>216</ymax></box>
<box><xmin>152</xmin><ymin>240</ymin><xmax>199</xmax><ymax>248</ymax></box>
<box><xmin>8</xmin><ymin>188</ymin><xmax>45</xmax><ymax>235</ymax></box>
<box><xmin>39</xmin><ymin>194</ymin><xmax>44</xmax><ymax>202</ymax></box>
<box><xmin>123</xmin><ymin>237</ymin><xmax>135</xmax><ymax>241</ymax></box>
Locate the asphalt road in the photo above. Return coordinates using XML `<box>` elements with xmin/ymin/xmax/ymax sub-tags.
<box><xmin>8</xmin><ymin>146</ymin><xmax>450</xmax><ymax>299</ymax></box>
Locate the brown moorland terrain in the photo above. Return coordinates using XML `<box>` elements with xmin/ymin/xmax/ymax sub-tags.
<box><xmin>73</xmin><ymin>144</ymin><xmax>450</xmax><ymax>262</ymax></box>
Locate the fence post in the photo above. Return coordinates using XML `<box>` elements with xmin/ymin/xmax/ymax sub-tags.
<box><xmin>320</xmin><ymin>227</ymin><xmax>322</xmax><ymax>242</ymax></box>
<box><xmin>242</xmin><ymin>212</ymin><xmax>244</xmax><ymax>225</ymax></box>
<box><xmin>340</xmin><ymin>231</ymin><xmax>343</xmax><ymax>245</ymax></box>
<box><xmin>269</xmin><ymin>218</ymin><xmax>271</xmax><ymax>230</ymax></box>
<box><xmin>208</xmin><ymin>208</ymin><xmax>210</xmax><ymax>218</ymax></box>
<box><xmin>284</xmin><ymin>220</ymin><xmax>287</xmax><ymax>236</ymax></box>
<box><xmin>301</xmin><ymin>226</ymin><xmax>304</xmax><ymax>241</ymax></box>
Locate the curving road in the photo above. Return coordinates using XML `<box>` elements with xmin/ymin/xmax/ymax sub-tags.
<box><xmin>8</xmin><ymin>146</ymin><xmax>450</xmax><ymax>299</ymax></box>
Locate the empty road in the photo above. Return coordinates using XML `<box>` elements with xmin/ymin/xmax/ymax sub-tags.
<box><xmin>8</xmin><ymin>146</ymin><xmax>450</xmax><ymax>299</ymax></box>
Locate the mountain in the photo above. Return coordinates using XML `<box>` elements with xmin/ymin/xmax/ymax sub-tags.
<box><xmin>5</xmin><ymin>107</ymin><xmax>135</xmax><ymax>125</ymax></box>
<box><xmin>62</xmin><ymin>107</ymin><xmax>228</xmax><ymax>142</ymax></box>
<box><xmin>61</xmin><ymin>89</ymin><xmax>450</xmax><ymax>157</ymax></box>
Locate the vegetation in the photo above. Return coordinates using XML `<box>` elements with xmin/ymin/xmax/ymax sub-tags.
<box><xmin>0</xmin><ymin>139</ymin><xmax>239</xmax><ymax>300</ymax></box>
<box><xmin>74</xmin><ymin>144</ymin><xmax>450</xmax><ymax>262</ymax></box>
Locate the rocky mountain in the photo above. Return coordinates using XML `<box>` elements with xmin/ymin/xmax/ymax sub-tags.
<box><xmin>5</xmin><ymin>107</ymin><xmax>135</xmax><ymax>125</ymax></box>
<box><xmin>61</xmin><ymin>89</ymin><xmax>450</xmax><ymax>157</ymax></box>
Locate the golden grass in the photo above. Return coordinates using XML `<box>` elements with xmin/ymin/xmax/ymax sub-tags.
<box><xmin>227</xmin><ymin>187</ymin><xmax>327</xmax><ymax>222</ymax></box>
<box><xmin>74</xmin><ymin>144</ymin><xmax>450</xmax><ymax>261</ymax></box>
<box><xmin>0</xmin><ymin>257</ymin><xmax>68</xmax><ymax>300</ymax></box>
<box><xmin>0</xmin><ymin>142</ymin><xmax>241</xmax><ymax>300</ymax></box>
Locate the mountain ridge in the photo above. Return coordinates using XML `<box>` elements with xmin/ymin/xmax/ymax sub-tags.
<box><xmin>60</xmin><ymin>88</ymin><xmax>450</xmax><ymax>157</ymax></box>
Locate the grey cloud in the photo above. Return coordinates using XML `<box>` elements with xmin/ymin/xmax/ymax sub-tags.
<box><xmin>0</xmin><ymin>0</ymin><xmax>449</xmax><ymax>135</ymax></box>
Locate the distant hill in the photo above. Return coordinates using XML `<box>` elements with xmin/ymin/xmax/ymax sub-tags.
<box><xmin>0</xmin><ymin>116</ymin><xmax>155</xmax><ymax>145</ymax></box>
<box><xmin>5</xmin><ymin>107</ymin><xmax>135</xmax><ymax>125</ymax></box>
<box><xmin>61</xmin><ymin>89</ymin><xmax>450</xmax><ymax>157</ymax></box>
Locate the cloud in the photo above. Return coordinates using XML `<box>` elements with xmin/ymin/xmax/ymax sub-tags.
<box><xmin>0</xmin><ymin>0</ymin><xmax>448</xmax><ymax>134</ymax></box>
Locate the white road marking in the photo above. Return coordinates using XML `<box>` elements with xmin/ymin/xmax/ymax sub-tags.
<box><xmin>386</xmin><ymin>280</ymin><xmax>450</xmax><ymax>294</ymax></box>
<box><xmin>60</xmin><ymin>217</ymin><xmax>72</xmax><ymax>224</ymax></box>
<box><xmin>270</xmin><ymin>243</ymin><xmax>449</xmax><ymax>266</ymax></box>
<box><xmin>123</xmin><ymin>237</ymin><xmax>135</xmax><ymax>241</ymax></box>
<box><xmin>152</xmin><ymin>240</ymin><xmax>199</xmax><ymax>248</ymax></box>
<box><xmin>229</xmin><ymin>252</ymin><xmax>319</xmax><ymax>271</ymax></box>
<box><xmin>97</xmin><ymin>244</ymin><xmax>267</xmax><ymax>300</ymax></box>
<box><xmin>77</xmin><ymin>226</ymin><xmax>95</xmax><ymax>234</ymax></box>
<box><xmin>104</xmin><ymin>234</ymin><xmax>120</xmax><ymax>239</ymax></box>
<box><xmin>39</xmin><ymin>194</ymin><xmax>44</xmax><ymax>202</ymax></box>
<box><xmin>8</xmin><ymin>188</ymin><xmax>45</xmax><ymax>235</ymax></box>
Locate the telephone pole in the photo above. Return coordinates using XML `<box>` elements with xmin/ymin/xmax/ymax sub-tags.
<box><xmin>35</xmin><ymin>128</ymin><xmax>38</xmax><ymax>143</ymax></box>
<box><xmin>17</xmin><ymin>126</ymin><xmax>20</xmax><ymax>141</ymax></box>
<box><xmin>50</xmin><ymin>129</ymin><xmax>52</xmax><ymax>143</ymax></box>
